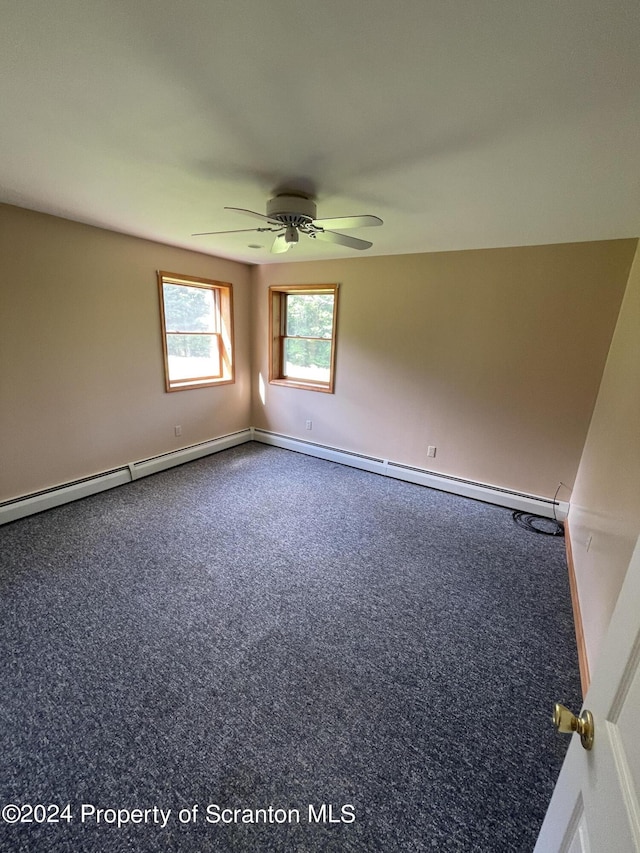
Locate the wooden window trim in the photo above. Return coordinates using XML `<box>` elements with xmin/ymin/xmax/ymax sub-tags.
<box><xmin>158</xmin><ymin>271</ymin><xmax>235</xmax><ymax>393</ymax></box>
<box><xmin>269</xmin><ymin>284</ymin><xmax>338</xmax><ymax>393</ymax></box>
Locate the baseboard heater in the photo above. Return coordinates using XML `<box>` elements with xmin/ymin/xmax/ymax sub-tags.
<box><xmin>252</xmin><ymin>429</ymin><xmax>569</xmax><ymax>520</ymax></box>
<box><xmin>1</xmin><ymin>427</ymin><xmax>567</xmax><ymax>526</ymax></box>
<box><xmin>0</xmin><ymin>429</ymin><xmax>252</xmax><ymax>526</ymax></box>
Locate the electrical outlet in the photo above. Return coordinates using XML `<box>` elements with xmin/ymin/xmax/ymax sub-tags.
<box><xmin>305</xmin><ymin>420</ymin><xmax>312</xmax><ymax>430</ymax></box>
<box><xmin>174</xmin><ymin>425</ymin><xmax>182</xmax><ymax>437</ymax></box>
<box><xmin>427</xmin><ymin>445</ymin><xmax>437</xmax><ymax>458</ymax></box>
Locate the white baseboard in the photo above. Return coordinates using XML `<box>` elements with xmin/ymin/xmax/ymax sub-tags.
<box><xmin>129</xmin><ymin>430</ymin><xmax>252</xmax><ymax>479</ymax></box>
<box><xmin>0</xmin><ymin>469</ymin><xmax>132</xmax><ymax>526</ymax></box>
<box><xmin>252</xmin><ymin>429</ymin><xmax>569</xmax><ymax>520</ymax></box>
<box><xmin>1</xmin><ymin>427</ymin><xmax>568</xmax><ymax>525</ymax></box>
<box><xmin>0</xmin><ymin>429</ymin><xmax>252</xmax><ymax>525</ymax></box>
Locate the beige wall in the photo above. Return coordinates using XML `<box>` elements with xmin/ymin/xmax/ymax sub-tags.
<box><xmin>251</xmin><ymin>241</ymin><xmax>636</xmax><ymax>499</ymax></box>
<box><xmin>0</xmin><ymin>204</ymin><xmax>252</xmax><ymax>501</ymax></box>
<box><xmin>568</xmin><ymin>243</ymin><xmax>640</xmax><ymax>671</ymax></box>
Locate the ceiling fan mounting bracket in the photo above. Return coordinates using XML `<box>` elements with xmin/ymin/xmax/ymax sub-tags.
<box><xmin>266</xmin><ymin>194</ymin><xmax>317</xmax><ymax>227</ymax></box>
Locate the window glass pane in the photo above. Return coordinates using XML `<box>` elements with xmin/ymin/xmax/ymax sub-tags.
<box><xmin>167</xmin><ymin>334</ymin><xmax>221</xmax><ymax>381</ymax></box>
<box><xmin>284</xmin><ymin>338</ymin><xmax>331</xmax><ymax>383</ymax></box>
<box><xmin>163</xmin><ymin>284</ymin><xmax>217</xmax><ymax>333</ymax></box>
<box><xmin>285</xmin><ymin>293</ymin><xmax>334</xmax><ymax>338</ymax></box>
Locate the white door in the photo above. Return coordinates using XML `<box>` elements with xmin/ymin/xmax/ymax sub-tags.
<box><xmin>535</xmin><ymin>534</ymin><xmax>640</xmax><ymax>852</ymax></box>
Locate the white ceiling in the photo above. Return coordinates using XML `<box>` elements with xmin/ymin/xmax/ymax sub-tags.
<box><xmin>1</xmin><ymin>0</ymin><xmax>639</xmax><ymax>265</ymax></box>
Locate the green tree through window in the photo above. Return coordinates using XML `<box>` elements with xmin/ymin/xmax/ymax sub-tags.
<box><xmin>269</xmin><ymin>284</ymin><xmax>338</xmax><ymax>393</ymax></box>
<box><xmin>158</xmin><ymin>272</ymin><xmax>234</xmax><ymax>392</ymax></box>
<box><xmin>284</xmin><ymin>293</ymin><xmax>334</xmax><ymax>380</ymax></box>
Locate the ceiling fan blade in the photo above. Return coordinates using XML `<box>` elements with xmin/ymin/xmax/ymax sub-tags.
<box><xmin>224</xmin><ymin>206</ymin><xmax>278</xmax><ymax>225</ymax></box>
<box><xmin>271</xmin><ymin>233</ymin><xmax>292</xmax><ymax>253</ymax></box>
<box><xmin>314</xmin><ymin>230</ymin><xmax>373</xmax><ymax>250</ymax></box>
<box><xmin>191</xmin><ymin>227</ymin><xmax>270</xmax><ymax>236</ymax></box>
<box><xmin>312</xmin><ymin>215</ymin><xmax>383</xmax><ymax>230</ymax></box>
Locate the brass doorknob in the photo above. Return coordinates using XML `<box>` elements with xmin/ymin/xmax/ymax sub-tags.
<box><xmin>553</xmin><ymin>703</ymin><xmax>594</xmax><ymax>750</ymax></box>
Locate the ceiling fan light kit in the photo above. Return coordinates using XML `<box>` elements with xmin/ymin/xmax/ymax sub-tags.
<box><xmin>284</xmin><ymin>224</ymin><xmax>299</xmax><ymax>244</ymax></box>
<box><xmin>193</xmin><ymin>192</ymin><xmax>383</xmax><ymax>254</ymax></box>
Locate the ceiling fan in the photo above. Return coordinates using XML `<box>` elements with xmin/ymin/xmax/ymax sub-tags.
<box><xmin>192</xmin><ymin>193</ymin><xmax>383</xmax><ymax>253</ymax></box>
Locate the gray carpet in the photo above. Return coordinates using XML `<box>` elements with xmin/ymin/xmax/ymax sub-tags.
<box><xmin>0</xmin><ymin>442</ymin><xmax>581</xmax><ymax>852</ymax></box>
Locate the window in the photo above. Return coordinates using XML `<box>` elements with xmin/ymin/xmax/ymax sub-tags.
<box><xmin>158</xmin><ymin>272</ymin><xmax>234</xmax><ymax>392</ymax></box>
<box><xmin>269</xmin><ymin>284</ymin><xmax>338</xmax><ymax>393</ymax></box>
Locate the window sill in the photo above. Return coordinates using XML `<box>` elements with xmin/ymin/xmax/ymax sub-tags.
<box><xmin>166</xmin><ymin>377</ymin><xmax>235</xmax><ymax>392</ymax></box>
<box><xmin>269</xmin><ymin>378</ymin><xmax>334</xmax><ymax>394</ymax></box>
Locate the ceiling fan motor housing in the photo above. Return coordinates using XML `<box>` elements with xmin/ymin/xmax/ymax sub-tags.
<box><xmin>266</xmin><ymin>194</ymin><xmax>317</xmax><ymax>226</ymax></box>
